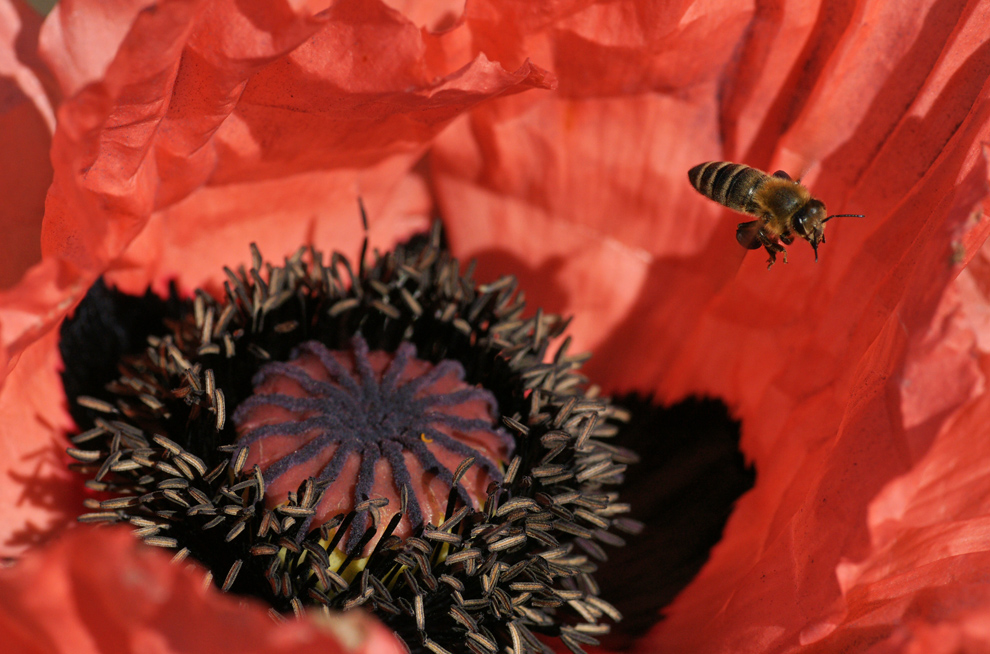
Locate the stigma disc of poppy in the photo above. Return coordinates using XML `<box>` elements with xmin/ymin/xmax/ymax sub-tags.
<box><xmin>688</xmin><ymin>161</ymin><xmax>864</xmax><ymax>269</ymax></box>
<box><xmin>60</xmin><ymin>224</ymin><xmax>640</xmax><ymax>654</ymax></box>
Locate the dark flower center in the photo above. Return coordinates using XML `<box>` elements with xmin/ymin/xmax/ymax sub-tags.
<box><xmin>233</xmin><ymin>335</ymin><xmax>513</xmax><ymax>552</ymax></box>
<box><xmin>60</xmin><ymin>227</ymin><xmax>641</xmax><ymax>654</ymax></box>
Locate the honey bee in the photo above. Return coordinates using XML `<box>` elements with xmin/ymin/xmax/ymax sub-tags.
<box><xmin>688</xmin><ymin>161</ymin><xmax>863</xmax><ymax>268</ymax></box>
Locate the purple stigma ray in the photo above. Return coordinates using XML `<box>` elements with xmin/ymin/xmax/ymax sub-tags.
<box><xmin>232</xmin><ymin>335</ymin><xmax>514</xmax><ymax>554</ymax></box>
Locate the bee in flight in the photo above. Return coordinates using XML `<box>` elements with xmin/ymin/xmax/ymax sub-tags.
<box><xmin>688</xmin><ymin>161</ymin><xmax>863</xmax><ymax>269</ymax></box>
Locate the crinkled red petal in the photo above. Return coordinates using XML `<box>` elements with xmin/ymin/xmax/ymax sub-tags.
<box><xmin>0</xmin><ymin>0</ymin><xmax>554</xmax><ymax>381</ymax></box>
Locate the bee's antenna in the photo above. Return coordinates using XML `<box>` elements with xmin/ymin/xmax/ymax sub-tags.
<box><xmin>823</xmin><ymin>213</ymin><xmax>865</xmax><ymax>223</ymax></box>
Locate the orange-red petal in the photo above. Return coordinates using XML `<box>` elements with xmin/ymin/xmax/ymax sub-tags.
<box><xmin>0</xmin><ymin>328</ymin><xmax>82</xmax><ymax>559</ymax></box>
<box><xmin>782</xmin><ymin>251</ymin><xmax>990</xmax><ymax>652</ymax></box>
<box><xmin>0</xmin><ymin>526</ymin><xmax>406</xmax><ymax>654</ymax></box>
<box><xmin>0</xmin><ymin>0</ymin><xmax>54</xmax><ymax>289</ymax></box>
<box><xmin>0</xmin><ymin>0</ymin><xmax>554</xmax><ymax>384</ymax></box>
<box><xmin>36</xmin><ymin>0</ymin><xmax>552</xmax><ymax>273</ymax></box>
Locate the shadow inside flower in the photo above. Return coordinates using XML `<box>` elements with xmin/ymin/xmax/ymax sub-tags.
<box><xmin>4</xmin><ymin>442</ymin><xmax>83</xmax><ymax>557</ymax></box>
<box><xmin>818</xmin><ymin>0</ymin><xmax>990</xmax><ymax>203</ymax></box>
<box><xmin>596</xmin><ymin>397</ymin><xmax>754</xmax><ymax>650</ymax></box>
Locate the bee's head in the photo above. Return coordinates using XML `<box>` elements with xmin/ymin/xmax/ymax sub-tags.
<box><xmin>793</xmin><ymin>199</ymin><xmax>828</xmax><ymax>260</ymax></box>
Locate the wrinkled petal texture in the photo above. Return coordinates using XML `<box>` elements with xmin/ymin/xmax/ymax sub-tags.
<box><xmin>800</xmin><ymin>253</ymin><xmax>990</xmax><ymax>653</ymax></box>
<box><xmin>428</xmin><ymin>0</ymin><xmax>990</xmax><ymax>652</ymax></box>
<box><xmin>0</xmin><ymin>0</ymin><xmax>554</xmax><ymax>375</ymax></box>
<box><xmin>0</xmin><ymin>526</ymin><xmax>406</xmax><ymax>654</ymax></box>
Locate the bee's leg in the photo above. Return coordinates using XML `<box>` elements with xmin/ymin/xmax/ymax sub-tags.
<box><xmin>757</xmin><ymin>232</ymin><xmax>787</xmax><ymax>269</ymax></box>
<box><xmin>779</xmin><ymin>232</ymin><xmax>794</xmax><ymax>245</ymax></box>
<box><xmin>764</xmin><ymin>245</ymin><xmax>787</xmax><ymax>268</ymax></box>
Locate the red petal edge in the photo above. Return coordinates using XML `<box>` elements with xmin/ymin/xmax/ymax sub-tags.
<box><xmin>0</xmin><ymin>526</ymin><xmax>406</xmax><ymax>654</ymax></box>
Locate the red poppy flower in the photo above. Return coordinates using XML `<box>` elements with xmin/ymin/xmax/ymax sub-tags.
<box><xmin>3</xmin><ymin>0</ymin><xmax>990</xmax><ymax>652</ymax></box>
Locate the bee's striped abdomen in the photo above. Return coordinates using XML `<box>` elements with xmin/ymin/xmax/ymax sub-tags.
<box><xmin>688</xmin><ymin>162</ymin><xmax>768</xmax><ymax>213</ymax></box>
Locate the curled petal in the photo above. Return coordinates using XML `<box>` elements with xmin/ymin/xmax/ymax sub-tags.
<box><xmin>0</xmin><ymin>0</ymin><xmax>554</xmax><ymax>382</ymax></box>
<box><xmin>0</xmin><ymin>526</ymin><xmax>406</xmax><ymax>654</ymax></box>
<box><xmin>38</xmin><ymin>0</ymin><xmax>553</xmax><ymax>272</ymax></box>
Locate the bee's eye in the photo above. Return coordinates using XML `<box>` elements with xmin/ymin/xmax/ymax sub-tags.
<box><xmin>793</xmin><ymin>201</ymin><xmax>826</xmax><ymax>239</ymax></box>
